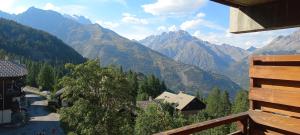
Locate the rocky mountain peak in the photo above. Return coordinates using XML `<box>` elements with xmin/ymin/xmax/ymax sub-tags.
<box><xmin>247</xmin><ymin>46</ymin><xmax>257</xmax><ymax>52</ymax></box>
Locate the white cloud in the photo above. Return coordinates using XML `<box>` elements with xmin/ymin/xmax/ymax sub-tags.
<box><xmin>180</xmin><ymin>19</ymin><xmax>202</xmax><ymax>30</ymax></box>
<box><xmin>157</xmin><ymin>26</ymin><xmax>167</xmax><ymax>31</ymax></box>
<box><xmin>168</xmin><ymin>25</ymin><xmax>178</xmax><ymax>31</ymax></box>
<box><xmin>44</xmin><ymin>3</ymin><xmax>60</xmax><ymax>11</ymax></box>
<box><xmin>142</xmin><ymin>0</ymin><xmax>207</xmax><ymax>16</ymax></box>
<box><xmin>95</xmin><ymin>0</ymin><xmax>127</xmax><ymax>6</ymax></box>
<box><xmin>193</xmin><ymin>28</ymin><xmax>297</xmax><ymax>49</ymax></box>
<box><xmin>196</xmin><ymin>12</ymin><xmax>205</xmax><ymax>18</ymax></box>
<box><xmin>43</xmin><ymin>3</ymin><xmax>87</xmax><ymax>16</ymax></box>
<box><xmin>0</xmin><ymin>0</ymin><xmax>27</xmax><ymax>14</ymax></box>
<box><xmin>121</xmin><ymin>13</ymin><xmax>148</xmax><ymax>25</ymax></box>
<box><xmin>156</xmin><ymin>25</ymin><xmax>179</xmax><ymax>32</ymax></box>
<box><xmin>96</xmin><ymin>20</ymin><xmax>120</xmax><ymax>29</ymax></box>
<box><xmin>117</xmin><ymin>25</ymin><xmax>154</xmax><ymax>40</ymax></box>
<box><xmin>245</xmin><ymin>41</ymin><xmax>252</xmax><ymax>46</ymax></box>
<box><xmin>180</xmin><ymin>12</ymin><xmax>224</xmax><ymax>31</ymax></box>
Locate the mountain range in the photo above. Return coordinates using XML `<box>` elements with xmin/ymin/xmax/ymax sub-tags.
<box><xmin>140</xmin><ymin>30</ymin><xmax>249</xmax><ymax>73</ymax></box>
<box><xmin>140</xmin><ymin>28</ymin><xmax>300</xmax><ymax>89</ymax></box>
<box><xmin>0</xmin><ymin>18</ymin><xmax>85</xmax><ymax>64</ymax></box>
<box><xmin>0</xmin><ymin>7</ymin><xmax>241</xmax><ymax>95</ymax></box>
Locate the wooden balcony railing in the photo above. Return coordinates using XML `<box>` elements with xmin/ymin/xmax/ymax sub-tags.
<box><xmin>155</xmin><ymin>55</ymin><xmax>300</xmax><ymax>135</ymax></box>
<box><xmin>154</xmin><ymin>112</ymin><xmax>249</xmax><ymax>135</ymax></box>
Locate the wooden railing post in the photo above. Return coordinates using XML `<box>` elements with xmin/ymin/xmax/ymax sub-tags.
<box><xmin>236</xmin><ymin>119</ymin><xmax>248</xmax><ymax>134</ymax></box>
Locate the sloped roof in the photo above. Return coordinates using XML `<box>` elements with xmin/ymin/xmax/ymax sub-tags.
<box><xmin>155</xmin><ymin>91</ymin><xmax>196</xmax><ymax>110</ymax></box>
<box><xmin>55</xmin><ymin>88</ymin><xmax>65</xmax><ymax>97</ymax></box>
<box><xmin>0</xmin><ymin>60</ymin><xmax>28</xmax><ymax>77</ymax></box>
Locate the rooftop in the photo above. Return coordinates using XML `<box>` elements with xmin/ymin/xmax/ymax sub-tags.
<box><xmin>0</xmin><ymin>60</ymin><xmax>28</xmax><ymax>78</ymax></box>
<box><xmin>155</xmin><ymin>91</ymin><xmax>196</xmax><ymax>110</ymax></box>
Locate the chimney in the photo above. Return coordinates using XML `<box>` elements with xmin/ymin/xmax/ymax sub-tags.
<box><xmin>4</xmin><ymin>56</ymin><xmax>9</xmax><ymax>60</ymax></box>
<box><xmin>149</xmin><ymin>96</ymin><xmax>153</xmax><ymax>101</ymax></box>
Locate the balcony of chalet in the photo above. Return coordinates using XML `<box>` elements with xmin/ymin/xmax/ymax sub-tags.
<box><xmin>155</xmin><ymin>54</ymin><xmax>300</xmax><ymax>135</ymax></box>
<box><xmin>155</xmin><ymin>0</ymin><xmax>300</xmax><ymax>134</ymax></box>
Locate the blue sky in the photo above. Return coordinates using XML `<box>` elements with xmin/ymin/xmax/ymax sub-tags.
<box><xmin>0</xmin><ymin>0</ymin><xmax>297</xmax><ymax>49</ymax></box>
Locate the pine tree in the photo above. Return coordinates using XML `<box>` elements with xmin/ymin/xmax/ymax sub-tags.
<box><xmin>37</xmin><ymin>63</ymin><xmax>54</xmax><ymax>91</ymax></box>
<box><xmin>220</xmin><ymin>91</ymin><xmax>231</xmax><ymax>134</ymax></box>
<box><xmin>206</xmin><ymin>87</ymin><xmax>222</xmax><ymax>117</ymax></box>
<box><xmin>127</xmin><ymin>71</ymin><xmax>139</xmax><ymax>104</ymax></box>
<box><xmin>230</xmin><ymin>90</ymin><xmax>249</xmax><ymax>132</ymax></box>
<box><xmin>205</xmin><ymin>88</ymin><xmax>232</xmax><ymax>135</ymax></box>
<box><xmin>232</xmin><ymin>90</ymin><xmax>249</xmax><ymax>114</ymax></box>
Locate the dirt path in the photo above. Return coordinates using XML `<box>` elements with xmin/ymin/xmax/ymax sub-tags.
<box><xmin>0</xmin><ymin>94</ymin><xmax>65</xmax><ymax>135</ymax></box>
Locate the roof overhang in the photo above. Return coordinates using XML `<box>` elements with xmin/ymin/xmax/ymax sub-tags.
<box><xmin>212</xmin><ymin>0</ymin><xmax>276</xmax><ymax>7</ymax></box>
<box><xmin>211</xmin><ymin>0</ymin><xmax>300</xmax><ymax>33</ymax></box>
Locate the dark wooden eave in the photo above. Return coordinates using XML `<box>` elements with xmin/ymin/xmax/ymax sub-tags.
<box><xmin>211</xmin><ymin>0</ymin><xmax>277</xmax><ymax>7</ymax></box>
<box><xmin>211</xmin><ymin>0</ymin><xmax>300</xmax><ymax>33</ymax></box>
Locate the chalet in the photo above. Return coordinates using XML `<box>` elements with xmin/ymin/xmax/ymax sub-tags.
<box><xmin>0</xmin><ymin>60</ymin><xmax>27</xmax><ymax>124</ymax></box>
<box><xmin>155</xmin><ymin>91</ymin><xmax>206</xmax><ymax>115</ymax></box>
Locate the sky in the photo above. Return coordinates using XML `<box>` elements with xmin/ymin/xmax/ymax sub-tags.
<box><xmin>0</xmin><ymin>0</ymin><xmax>297</xmax><ymax>49</ymax></box>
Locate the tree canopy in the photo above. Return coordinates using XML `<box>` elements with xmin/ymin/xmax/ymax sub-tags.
<box><xmin>59</xmin><ymin>60</ymin><xmax>135</xmax><ymax>135</ymax></box>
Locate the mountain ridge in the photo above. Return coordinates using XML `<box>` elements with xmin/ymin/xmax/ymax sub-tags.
<box><xmin>140</xmin><ymin>30</ymin><xmax>249</xmax><ymax>87</ymax></box>
<box><xmin>0</xmin><ymin>7</ymin><xmax>242</xmax><ymax>95</ymax></box>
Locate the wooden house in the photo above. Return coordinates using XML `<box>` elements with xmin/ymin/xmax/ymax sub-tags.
<box><xmin>0</xmin><ymin>60</ymin><xmax>27</xmax><ymax>124</ymax></box>
<box><xmin>155</xmin><ymin>91</ymin><xmax>206</xmax><ymax>115</ymax></box>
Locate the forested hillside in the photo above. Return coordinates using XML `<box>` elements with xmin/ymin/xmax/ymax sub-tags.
<box><xmin>0</xmin><ymin>18</ymin><xmax>85</xmax><ymax>64</ymax></box>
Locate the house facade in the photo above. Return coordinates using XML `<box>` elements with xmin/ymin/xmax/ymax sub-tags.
<box><xmin>0</xmin><ymin>60</ymin><xmax>27</xmax><ymax>124</ymax></box>
<box><xmin>155</xmin><ymin>91</ymin><xmax>206</xmax><ymax>115</ymax></box>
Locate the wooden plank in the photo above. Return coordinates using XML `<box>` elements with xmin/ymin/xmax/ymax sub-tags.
<box><xmin>254</xmin><ymin>79</ymin><xmax>300</xmax><ymax>91</ymax></box>
<box><xmin>249</xmin><ymin>110</ymin><xmax>300</xmax><ymax>134</ymax></box>
<box><xmin>249</xmin><ymin>66</ymin><xmax>300</xmax><ymax>81</ymax></box>
<box><xmin>261</xmin><ymin>106</ymin><xmax>300</xmax><ymax>119</ymax></box>
<box><xmin>154</xmin><ymin>112</ymin><xmax>249</xmax><ymax>135</ymax></box>
<box><xmin>249</xmin><ymin>78</ymin><xmax>254</xmax><ymax>110</ymax></box>
<box><xmin>261</xmin><ymin>83</ymin><xmax>300</xmax><ymax>92</ymax></box>
<box><xmin>249</xmin><ymin>87</ymin><xmax>300</xmax><ymax>108</ymax></box>
<box><xmin>250</xmin><ymin>122</ymin><xmax>300</xmax><ymax>135</ymax></box>
<box><xmin>236</xmin><ymin>119</ymin><xmax>248</xmax><ymax>134</ymax></box>
<box><xmin>251</xmin><ymin>128</ymin><xmax>285</xmax><ymax>135</ymax></box>
<box><xmin>228</xmin><ymin>130</ymin><xmax>243</xmax><ymax>135</ymax></box>
<box><xmin>255</xmin><ymin>101</ymin><xmax>300</xmax><ymax>118</ymax></box>
<box><xmin>252</xmin><ymin>55</ymin><xmax>300</xmax><ymax>63</ymax></box>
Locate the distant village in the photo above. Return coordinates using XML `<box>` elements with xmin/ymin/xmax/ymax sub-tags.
<box><xmin>0</xmin><ymin>59</ymin><xmax>207</xmax><ymax>126</ymax></box>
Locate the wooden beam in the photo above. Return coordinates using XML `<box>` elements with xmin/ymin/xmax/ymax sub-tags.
<box><xmin>259</xmin><ymin>102</ymin><xmax>300</xmax><ymax>118</ymax></box>
<box><xmin>212</xmin><ymin>0</ymin><xmax>276</xmax><ymax>7</ymax></box>
<box><xmin>249</xmin><ymin>87</ymin><xmax>300</xmax><ymax>108</ymax></box>
<box><xmin>252</xmin><ymin>55</ymin><xmax>300</xmax><ymax>62</ymax></box>
<box><xmin>249</xmin><ymin>66</ymin><xmax>300</xmax><ymax>81</ymax></box>
<box><xmin>229</xmin><ymin>0</ymin><xmax>300</xmax><ymax>33</ymax></box>
<box><xmin>228</xmin><ymin>130</ymin><xmax>243</xmax><ymax>135</ymax></box>
<box><xmin>154</xmin><ymin>112</ymin><xmax>249</xmax><ymax>135</ymax></box>
<box><xmin>249</xmin><ymin>110</ymin><xmax>300</xmax><ymax>134</ymax></box>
